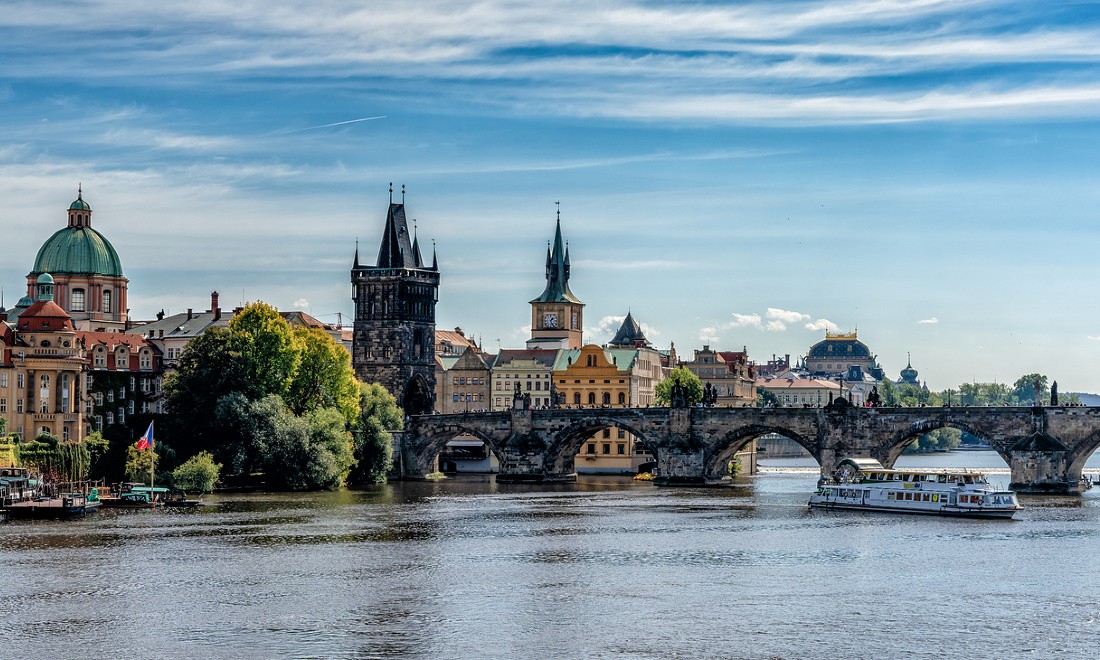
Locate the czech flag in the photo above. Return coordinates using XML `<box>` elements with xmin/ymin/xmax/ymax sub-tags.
<box><xmin>136</xmin><ymin>422</ymin><xmax>154</xmax><ymax>451</ymax></box>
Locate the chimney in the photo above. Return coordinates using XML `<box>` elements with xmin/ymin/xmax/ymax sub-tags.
<box><xmin>211</xmin><ymin>291</ymin><xmax>221</xmax><ymax>321</ymax></box>
<box><xmin>187</xmin><ymin>308</ymin><xmax>193</xmax><ymax>320</ymax></box>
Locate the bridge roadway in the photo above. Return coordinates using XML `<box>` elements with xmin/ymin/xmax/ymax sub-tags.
<box><xmin>397</xmin><ymin>404</ymin><xmax>1100</xmax><ymax>494</ymax></box>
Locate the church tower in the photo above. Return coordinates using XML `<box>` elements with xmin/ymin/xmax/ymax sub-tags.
<box><xmin>528</xmin><ymin>210</ymin><xmax>584</xmax><ymax>349</ymax></box>
<box><xmin>351</xmin><ymin>187</ymin><xmax>440</xmax><ymax>415</ymax></box>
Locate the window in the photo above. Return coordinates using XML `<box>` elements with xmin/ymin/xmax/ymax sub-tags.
<box><xmin>602</xmin><ymin>443</ymin><xmax>611</xmax><ymax>455</ymax></box>
<box><xmin>602</xmin><ymin>429</ymin><xmax>611</xmax><ymax>438</ymax></box>
<box><xmin>453</xmin><ymin>394</ymin><xmax>459</xmax><ymax>402</ymax></box>
<box><xmin>94</xmin><ymin>350</ymin><xmax>106</xmax><ymax>368</ymax></box>
<box><xmin>573</xmin><ymin>393</ymin><xmax>581</xmax><ymax>405</ymax></box>
<box><xmin>71</xmin><ymin>288</ymin><xmax>85</xmax><ymax>312</ymax></box>
<box><xmin>116</xmin><ymin>351</ymin><xmax>127</xmax><ymax>369</ymax></box>
<box><xmin>140</xmin><ymin>352</ymin><xmax>152</xmax><ymax>369</ymax></box>
<box><xmin>617</xmin><ymin>429</ymin><xmax>625</xmax><ymax>439</ymax></box>
<box><xmin>17</xmin><ymin>374</ymin><xmax>24</xmax><ymax>389</ymax></box>
<box><xmin>95</xmin><ymin>416</ymin><xmax>103</xmax><ymax>431</ymax></box>
<box><xmin>118</xmin><ymin>408</ymin><xmax>125</xmax><ymax>425</ymax></box>
<box><xmin>586</xmin><ymin>443</ymin><xmax>596</xmax><ymax>455</ymax></box>
<box><xmin>602</xmin><ymin>392</ymin><xmax>611</xmax><ymax>405</ymax></box>
<box><xmin>103</xmin><ymin>290</ymin><xmax>112</xmax><ymax>313</ymax></box>
<box><xmin>588</xmin><ymin>392</ymin><xmax>596</xmax><ymax>405</ymax></box>
<box><xmin>0</xmin><ymin>373</ymin><xmax>5</xmax><ymax>388</ymax></box>
<box><xmin>95</xmin><ymin>392</ymin><xmax>103</xmax><ymax>406</ymax></box>
<box><xmin>0</xmin><ymin>399</ymin><xmax>5</xmax><ymax>413</ymax></box>
<box><xmin>617</xmin><ymin>444</ymin><xmax>625</xmax><ymax>455</ymax></box>
<box><xmin>106</xmin><ymin>413</ymin><xmax>113</xmax><ymax>425</ymax></box>
<box><xmin>618</xmin><ymin>392</ymin><xmax>626</xmax><ymax>405</ymax></box>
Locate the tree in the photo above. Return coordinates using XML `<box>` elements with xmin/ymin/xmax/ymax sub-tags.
<box><xmin>228</xmin><ymin>302</ymin><xmax>299</xmax><ymax>401</ymax></box>
<box><xmin>1012</xmin><ymin>373</ymin><xmax>1049</xmax><ymax>405</ymax></box>
<box><xmin>655</xmin><ymin>367</ymin><xmax>704</xmax><ymax>406</ymax></box>
<box><xmin>756</xmin><ymin>388</ymin><xmax>780</xmax><ymax>407</ymax></box>
<box><xmin>172</xmin><ymin>451</ymin><xmax>222</xmax><ymax>493</ymax></box>
<box><xmin>353</xmin><ymin>382</ymin><xmax>403</xmax><ymax>484</ymax></box>
<box><xmin>125</xmin><ymin>442</ymin><xmax>158</xmax><ymax>483</ymax></box>
<box><xmin>163</xmin><ymin>327</ymin><xmax>243</xmax><ymax>457</ymax></box>
<box><xmin>287</xmin><ymin>326</ymin><xmax>360</xmax><ymax>424</ymax></box>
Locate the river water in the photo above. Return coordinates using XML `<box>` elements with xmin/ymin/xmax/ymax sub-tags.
<box><xmin>3</xmin><ymin>451</ymin><xmax>1100</xmax><ymax>659</ymax></box>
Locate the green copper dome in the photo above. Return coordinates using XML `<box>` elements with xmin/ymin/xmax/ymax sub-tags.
<box><xmin>69</xmin><ymin>197</ymin><xmax>91</xmax><ymax>211</ymax></box>
<box><xmin>32</xmin><ymin>226</ymin><xmax>124</xmax><ymax>277</ymax></box>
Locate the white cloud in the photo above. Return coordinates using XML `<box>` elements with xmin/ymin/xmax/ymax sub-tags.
<box><xmin>1088</xmin><ymin>336</ymin><xmax>1100</xmax><ymax>341</ymax></box>
<box><xmin>699</xmin><ymin>326</ymin><xmax>721</xmax><ymax>344</ymax></box>
<box><xmin>728</xmin><ymin>313</ymin><xmax>763</xmax><ymax>329</ymax></box>
<box><xmin>765</xmin><ymin>320</ymin><xmax>788</xmax><ymax>332</ymax></box>
<box><xmin>804</xmin><ymin>318</ymin><xmax>839</xmax><ymax>332</ymax></box>
<box><xmin>918</xmin><ymin>317</ymin><xmax>939</xmax><ymax>324</ymax></box>
<box><xmin>766</xmin><ymin>307</ymin><xmax>810</xmax><ymax>324</ymax></box>
<box><xmin>294</xmin><ymin>297</ymin><xmax>309</xmax><ymax>309</ymax></box>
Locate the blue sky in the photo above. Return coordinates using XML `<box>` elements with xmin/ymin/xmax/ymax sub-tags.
<box><xmin>4</xmin><ymin>0</ymin><xmax>1100</xmax><ymax>391</ymax></box>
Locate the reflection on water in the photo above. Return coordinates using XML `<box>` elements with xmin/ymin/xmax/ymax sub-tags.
<box><xmin>2</xmin><ymin>458</ymin><xmax>1100</xmax><ymax>658</ymax></box>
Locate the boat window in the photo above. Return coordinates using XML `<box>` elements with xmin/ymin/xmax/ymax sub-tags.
<box><xmin>931</xmin><ymin>494</ymin><xmax>939</xmax><ymax>502</ymax></box>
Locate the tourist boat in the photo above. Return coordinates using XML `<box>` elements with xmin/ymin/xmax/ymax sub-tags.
<box><xmin>809</xmin><ymin>457</ymin><xmax>1022</xmax><ymax>519</ymax></box>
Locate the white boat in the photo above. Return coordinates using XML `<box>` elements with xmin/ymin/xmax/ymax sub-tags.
<box><xmin>809</xmin><ymin>458</ymin><xmax>1022</xmax><ymax>519</ymax></box>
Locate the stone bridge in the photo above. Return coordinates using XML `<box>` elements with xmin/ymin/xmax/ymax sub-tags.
<box><xmin>395</xmin><ymin>405</ymin><xmax>1100</xmax><ymax>494</ymax></box>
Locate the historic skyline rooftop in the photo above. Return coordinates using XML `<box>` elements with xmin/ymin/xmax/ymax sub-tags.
<box><xmin>3</xmin><ymin>2</ymin><xmax>1100</xmax><ymax>391</ymax></box>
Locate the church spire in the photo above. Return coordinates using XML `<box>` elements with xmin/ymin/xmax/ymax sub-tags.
<box><xmin>530</xmin><ymin>206</ymin><xmax>582</xmax><ymax>305</ymax></box>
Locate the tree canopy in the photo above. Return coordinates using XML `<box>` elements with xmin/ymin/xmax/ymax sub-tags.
<box><xmin>655</xmin><ymin>367</ymin><xmax>704</xmax><ymax>406</ymax></box>
<box><xmin>352</xmin><ymin>382</ymin><xmax>403</xmax><ymax>484</ymax></box>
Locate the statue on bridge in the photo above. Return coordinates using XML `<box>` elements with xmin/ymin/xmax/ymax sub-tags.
<box><xmin>1051</xmin><ymin>380</ymin><xmax>1059</xmax><ymax>406</ymax></box>
<box><xmin>867</xmin><ymin>385</ymin><xmax>881</xmax><ymax>408</ymax></box>
<box><xmin>512</xmin><ymin>382</ymin><xmax>531</xmax><ymax>410</ymax></box>
<box><xmin>670</xmin><ymin>380</ymin><xmax>688</xmax><ymax>409</ymax></box>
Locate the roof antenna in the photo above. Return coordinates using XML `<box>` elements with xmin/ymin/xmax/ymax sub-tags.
<box><xmin>389</xmin><ymin>181</ymin><xmax>393</xmax><ymax>204</ymax></box>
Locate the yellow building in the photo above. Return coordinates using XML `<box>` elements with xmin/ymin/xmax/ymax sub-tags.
<box><xmin>1</xmin><ymin>274</ymin><xmax>86</xmax><ymax>443</ymax></box>
<box><xmin>756</xmin><ymin>373</ymin><xmax>841</xmax><ymax>407</ymax></box>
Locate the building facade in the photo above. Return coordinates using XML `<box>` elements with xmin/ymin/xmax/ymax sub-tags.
<box><xmin>1</xmin><ymin>274</ymin><xmax>86</xmax><ymax>442</ymax></box>
<box><xmin>27</xmin><ymin>189</ymin><xmax>129</xmax><ymax>332</ymax></box>
<box><xmin>490</xmin><ymin>350</ymin><xmax>559</xmax><ymax>411</ymax></box>
<box><xmin>681</xmin><ymin>345</ymin><xmax>757</xmax><ymax>406</ymax></box>
<box><xmin>351</xmin><ymin>193</ymin><xmax>440</xmax><ymax>414</ymax></box>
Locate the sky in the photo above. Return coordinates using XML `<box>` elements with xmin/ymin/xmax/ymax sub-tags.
<box><xmin>4</xmin><ymin>0</ymin><xmax>1100</xmax><ymax>392</ymax></box>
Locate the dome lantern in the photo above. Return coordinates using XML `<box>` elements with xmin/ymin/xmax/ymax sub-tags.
<box><xmin>36</xmin><ymin>272</ymin><xmax>55</xmax><ymax>302</ymax></box>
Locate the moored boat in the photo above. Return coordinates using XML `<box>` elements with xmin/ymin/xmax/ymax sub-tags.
<box><xmin>809</xmin><ymin>457</ymin><xmax>1022</xmax><ymax>519</ymax></box>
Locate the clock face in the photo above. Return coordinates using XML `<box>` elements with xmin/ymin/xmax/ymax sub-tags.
<box><xmin>544</xmin><ymin>313</ymin><xmax>558</xmax><ymax>328</ymax></box>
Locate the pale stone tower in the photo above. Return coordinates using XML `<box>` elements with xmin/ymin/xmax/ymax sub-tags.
<box><xmin>528</xmin><ymin>210</ymin><xmax>584</xmax><ymax>349</ymax></box>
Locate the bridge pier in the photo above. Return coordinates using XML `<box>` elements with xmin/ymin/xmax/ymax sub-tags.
<box><xmin>1008</xmin><ymin>448</ymin><xmax>1086</xmax><ymax>494</ymax></box>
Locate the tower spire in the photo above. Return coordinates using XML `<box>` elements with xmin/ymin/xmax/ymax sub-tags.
<box><xmin>353</xmin><ymin>238</ymin><xmax>360</xmax><ymax>268</ymax></box>
<box><xmin>389</xmin><ymin>181</ymin><xmax>393</xmax><ymax>204</ymax></box>
<box><xmin>402</xmin><ymin>184</ymin><xmax>406</xmax><ymax>205</ymax></box>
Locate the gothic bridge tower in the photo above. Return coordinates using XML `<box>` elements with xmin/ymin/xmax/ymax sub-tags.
<box><xmin>527</xmin><ymin>208</ymin><xmax>584</xmax><ymax>349</ymax></box>
<box><xmin>351</xmin><ymin>186</ymin><xmax>439</xmax><ymax>414</ymax></box>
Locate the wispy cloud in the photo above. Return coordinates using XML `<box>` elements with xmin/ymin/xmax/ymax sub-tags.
<box><xmin>918</xmin><ymin>317</ymin><xmax>939</xmax><ymax>324</ymax></box>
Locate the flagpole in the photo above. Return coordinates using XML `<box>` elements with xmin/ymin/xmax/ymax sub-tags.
<box><xmin>149</xmin><ymin>420</ymin><xmax>155</xmax><ymax>502</ymax></box>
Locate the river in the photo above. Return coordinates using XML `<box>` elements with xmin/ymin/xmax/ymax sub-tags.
<box><xmin>3</xmin><ymin>451</ymin><xmax>1099</xmax><ymax>659</ymax></box>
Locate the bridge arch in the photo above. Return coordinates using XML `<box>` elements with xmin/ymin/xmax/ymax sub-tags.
<box><xmin>704</xmin><ymin>424</ymin><xmax>818</xmax><ymax>480</ymax></box>
<box><xmin>881</xmin><ymin>419</ymin><xmax>1008</xmax><ymax>468</ymax></box>
<box><xmin>1066</xmin><ymin>429</ymin><xmax>1100</xmax><ymax>480</ymax></box>
<box><xmin>412</xmin><ymin>422</ymin><xmax>508</xmax><ymax>476</ymax></box>
<box><xmin>546</xmin><ymin>415</ymin><xmax>654</xmax><ymax>476</ymax></box>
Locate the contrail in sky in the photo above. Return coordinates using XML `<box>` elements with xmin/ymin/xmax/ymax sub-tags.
<box><xmin>275</xmin><ymin>115</ymin><xmax>387</xmax><ymax>134</ymax></box>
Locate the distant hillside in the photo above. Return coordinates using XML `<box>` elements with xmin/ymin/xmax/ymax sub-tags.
<box><xmin>1067</xmin><ymin>392</ymin><xmax>1100</xmax><ymax>406</ymax></box>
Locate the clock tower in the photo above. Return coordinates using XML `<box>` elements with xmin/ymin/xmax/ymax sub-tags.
<box><xmin>527</xmin><ymin>210</ymin><xmax>584</xmax><ymax>349</ymax></box>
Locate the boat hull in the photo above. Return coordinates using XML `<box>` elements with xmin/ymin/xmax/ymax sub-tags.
<box><xmin>809</xmin><ymin>499</ymin><xmax>1019</xmax><ymax>519</ymax></box>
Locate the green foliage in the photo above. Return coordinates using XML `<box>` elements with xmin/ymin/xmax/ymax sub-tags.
<box><xmin>164</xmin><ymin>327</ymin><xmax>242</xmax><ymax>457</ymax></box>
<box><xmin>84</xmin><ymin>431</ymin><xmax>109</xmax><ymax>466</ymax></box>
<box><xmin>171</xmin><ymin>451</ymin><xmax>222</xmax><ymax>493</ymax></box>
<box><xmin>655</xmin><ymin>367</ymin><xmax>704</xmax><ymax>406</ymax></box>
<box><xmin>957</xmin><ymin>382</ymin><xmax>1013</xmax><ymax>406</ymax></box>
<box><xmin>756</xmin><ymin>388</ymin><xmax>780</xmax><ymax>407</ymax></box>
<box><xmin>287</xmin><ymin>327</ymin><xmax>360</xmax><ymax>424</ymax></box>
<box><xmin>125</xmin><ymin>443</ymin><xmax>158</xmax><ymax>483</ymax></box>
<box><xmin>904</xmin><ymin>427</ymin><xmax>962</xmax><ymax>454</ymax></box>
<box><xmin>219</xmin><ymin>394</ymin><xmax>355</xmax><ymax>490</ymax></box>
<box><xmin>352</xmin><ymin>382</ymin><xmax>403</xmax><ymax>484</ymax></box>
<box><xmin>1012</xmin><ymin>373</ymin><xmax>1049</xmax><ymax>405</ymax></box>
<box><xmin>228</xmin><ymin>301</ymin><xmax>299</xmax><ymax>401</ymax></box>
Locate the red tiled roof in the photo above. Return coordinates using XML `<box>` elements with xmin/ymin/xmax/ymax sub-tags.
<box><xmin>16</xmin><ymin>300</ymin><xmax>74</xmax><ymax>331</ymax></box>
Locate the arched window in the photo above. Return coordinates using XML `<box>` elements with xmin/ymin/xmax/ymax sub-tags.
<box><xmin>103</xmin><ymin>290</ymin><xmax>112</xmax><ymax>313</ymax></box>
<box><xmin>602</xmin><ymin>392</ymin><xmax>611</xmax><ymax>405</ymax></box>
<box><xmin>71</xmin><ymin>288</ymin><xmax>85</xmax><ymax>312</ymax></box>
<box><xmin>573</xmin><ymin>392</ymin><xmax>581</xmax><ymax>405</ymax></box>
<box><xmin>588</xmin><ymin>392</ymin><xmax>596</xmax><ymax>405</ymax></box>
<box><xmin>618</xmin><ymin>392</ymin><xmax>626</xmax><ymax>405</ymax></box>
